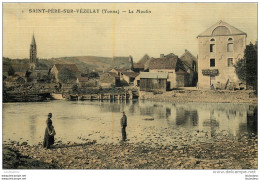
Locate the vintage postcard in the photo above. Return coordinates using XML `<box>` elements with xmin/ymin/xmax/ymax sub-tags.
<box><xmin>1</xmin><ymin>2</ymin><xmax>258</xmax><ymax>180</ymax></box>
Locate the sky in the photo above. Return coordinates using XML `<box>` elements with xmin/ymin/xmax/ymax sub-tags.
<box><xmin>3</xmin><ymin>3</ymin><xmax>257</xmax><ymax>62</ymax></box>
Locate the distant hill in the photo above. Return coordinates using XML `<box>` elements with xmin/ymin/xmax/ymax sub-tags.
<box><xmin>50</xmin><ymin>56</ymin><xmax>131</xmax><ymax>73</ymax></box>
<box><xmin>3</xmin><ymin>56</ymin><xmax>132</xmax><ymax>74</ymax></box>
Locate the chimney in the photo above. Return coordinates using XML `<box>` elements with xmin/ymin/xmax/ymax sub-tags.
<box><xmin>160</xmin><ymin>54</ymin><xmax>164</xmax><ymax>58</ymax></box>
<box><xmin>185</xmin><ymin>49</ymin><xmax>187</xmax><ymax>52</ymax></box>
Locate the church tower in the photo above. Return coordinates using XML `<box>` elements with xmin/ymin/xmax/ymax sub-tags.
<box><xmin>30</xmin><ymin>34</ymin><xmax>37</xmax><ymax>65</ymax></box>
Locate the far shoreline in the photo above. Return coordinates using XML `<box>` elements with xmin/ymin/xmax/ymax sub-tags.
<box><xmin>4</xmin><ymin>89</ymin><xmax>257</xmax><ymax>104</ymax></box>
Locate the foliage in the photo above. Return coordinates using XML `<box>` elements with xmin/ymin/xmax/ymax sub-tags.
<box><xmin>8</xmin><ymin>66</ymin><xmax>15</xmax><ymax>76</ymax></box>
<box><xmin>72</xmin><ymin>84</ymin><xmax>79</xmax><ymax>93</ymax></box>
<box><xmin>58</xmin><ymin>68</ymin><xmax>77</xmax><ymax>83</ymax></box>
<box><xmin>88</xmin><ymin>72</ymin><xmax>99</xmax><ymax>79</ymax></box>
<box><xmin>234</xmin><ymin>58</ymin><xmax>246</xmax><ymax>82</ymax></box>
<box><xmin>235</xmin><ymin>42</ymin><xmax>257</xmax><ymax>90</ymax></box>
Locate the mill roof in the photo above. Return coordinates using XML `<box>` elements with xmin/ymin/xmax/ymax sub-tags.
<box><xmin>198</xmin><ymin>20</ymin><xmax>247</xmax><ymax>37</ymax></box>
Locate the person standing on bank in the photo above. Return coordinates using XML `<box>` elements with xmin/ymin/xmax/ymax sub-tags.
<box><xmin>43</xmin><ymin>113</ymin><xmax>56</xmax><ymax>149</ymax></box>
<box><xmin>120</xmin><ymin>111</ymin><xmax>127</xmax><ymax>141</ymax></box>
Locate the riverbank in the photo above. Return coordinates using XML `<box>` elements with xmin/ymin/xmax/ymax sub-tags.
<box><xmin>139</xmin><ymin>90</ymin><xmax>257</xmax><ymax>104</ymax></box>
<box><xmin>3</xmin><ymin>134</ymin><xmax>257</xmax><ymax>169</ymax></box>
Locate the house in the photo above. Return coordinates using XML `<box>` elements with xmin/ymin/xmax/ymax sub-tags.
<box><xmin>179</xmin><ymin>49</ymin><xmax>198</xmax><ymax>86</ymax></box>
<box><xmin>99</xmin><ymin>72</ymin><xmax>120</xmax><ymax>88</ymax></box>
<box><xmin>149</xmin><ymin>53</ymin><xmax>188</xmax><ymax>89</ymax></box>
<box><xmin>31</xmin><ymin>66</ymin><xmax>50</xmax><ymax>82</ymax></box>
<box><xmin>197</xmin><ymin>20</ymin><xmax>247</xmax><ymax>89</ymax></box>
<box><xmin>134</xmin><ymin>73</ymin><xmax>141</xmax><ymax>87</ymax></box>
<box><xmin>50</xmin><ymin>64</ymin><xmax>81</xmax><ymax>83</ymax></box>
<box><xmin>176</xmin><ymin>69</ymin><xmax>190</xmax><ymax>87</ymax></box>
<box><xmin>109</xmin><ymin>68</ymin><xmax>128</xmax><ymax>78</ymax></box>
<box><xmin>76</xmin><ymin>76</ymin><xmax>89</xmax><ymax>87</ymax></box>
<box><xmin>109</xmin><ymin>68</ymin><xmax>139</xmax><ymax>86</ymax></box>
<box><xmin>138</xmin><ymin>54</ymin><xmax>150</xmax><ymax>71</ymax></box>
<box><xmin>121</xmin><ymin>71</ymin><xmax>139</xmax><ymax>85</ymax></box>
<box><xmin>133</xmin><ymin>63</ymin><xmax>145</xmax><ymax>72</ymax></box>
<box><xmin>139</xmin><ymin>72</ymin><xmax>168</xmax><ymax>92</ymax></box>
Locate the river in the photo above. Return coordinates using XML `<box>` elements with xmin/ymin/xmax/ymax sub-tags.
<box><xmin>3</xmin><ymin>100</ymin><xmax>257</xmax><ymax>146</ymax></box>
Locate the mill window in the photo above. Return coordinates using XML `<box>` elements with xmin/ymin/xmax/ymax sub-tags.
<box><xmin>227</xmin><ymin>58</ymin><xmax>233</xmax><ymax>67</ymax></box>
<box><xmin>227</xmin><ymin>43</ymin><xmax>234</xmax><ymax>52</ymax></box>
<box><xmin>210</xmin><ymin>44</ymin><xmax>215</xmax><ymax>52</ymax></box>
<box><xmin>210</xmin><ymin>59</ymin><xmax>215</xmax><ymax>67</ymax></box>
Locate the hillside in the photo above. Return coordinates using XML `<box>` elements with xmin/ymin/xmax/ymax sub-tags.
<box><xmin>50</xmin><ymin>56</ymin><xmax>131</xmax><ymax>72</ymax></box>
<box><xmin>3</xmin><ymin>56</ymin><xmax>131</xmax><ymax>73</ymax></box>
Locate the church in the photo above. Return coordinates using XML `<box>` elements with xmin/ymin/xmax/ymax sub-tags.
<box><xmin>29</xmin><ymin>34</ymin><xmax>49</xmax><ymax>82</ymax></box>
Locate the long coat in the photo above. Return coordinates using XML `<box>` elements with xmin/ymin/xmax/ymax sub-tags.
<box><xmin>43</xmin><ymin>125</ymin><xmax>56</xmax><ymax>148</ymax></box>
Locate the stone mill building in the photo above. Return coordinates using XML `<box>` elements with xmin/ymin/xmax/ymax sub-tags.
<box><xmin>197</xmin><ymin>20</ymin><xmax>247</xmax><ymax>89</ymax></box>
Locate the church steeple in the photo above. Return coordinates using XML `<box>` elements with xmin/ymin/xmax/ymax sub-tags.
<box><xmin>30</xmin><ymin>34</ymin><xmax>37</xmax><ymax>64</ymax></box>
<box><xmin>31</xmin><ymin>34</ymin><xmax>36</xmax><ymax>46</ymax></box>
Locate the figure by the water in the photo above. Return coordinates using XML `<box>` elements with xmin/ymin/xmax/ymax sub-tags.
<box><xmin>120</xmin><ymin>111</ymin><xmax>127</xmax><ymax>141</ymax></box>
<box><xmin>43</xmin><ymin>113</ymin><xmax>56</xmax><ymax>149</ymax></box>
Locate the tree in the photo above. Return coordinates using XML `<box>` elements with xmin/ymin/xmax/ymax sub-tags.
<box><xmin>88</xmin><ymin>72</ymin><xmax>99</xmax><ymax>79</ymax></box>
<box><xmin>234</xmin><ymin>58</ymin><xmax>246</xmax><ymax>82</ymax></box>
<box><xmin>58</xmin><ymin>68</ymin><xmax>77</xmax><ymax>83</ymax></box>
<box><xmin>72</xmin><ymin>84</ymin><xmax>79</xmax><ymax>94</ymax></box>
<box><xmin>8</xmin><ymin>65</ymin><xmax>15</xmax><ymax>76</ymax></box>
<box><xmin>235</xmin><ymin>42</ymin><xmax>257</xmax><ymax>90</ymax></box>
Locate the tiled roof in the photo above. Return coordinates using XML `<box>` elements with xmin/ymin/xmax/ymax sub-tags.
<box><xmin>138</xmin><ymin>54</ymin><xmax>150</xmax><ymax>64</ymax></box>
<box><xmin>108</xmin><ymin>72</ymin><xmax>120</xmax><ymax>78</ymax></box>
<box><xmin>54</xmin><ymin>64</ymin><xmax>80</xmax><ymax>72</ymax></box>
<box><xmin>198</xmin><ymin>20</ymin><xmax>247</xmax><ymax>37</ymax></box>
<box><xmin>77</xmin><ymin>76</ymin><xmax>89</xmax><ymax>82</ymax></box>
<box><xmin>122</xmin><ymin>72</ymin><xmax>139</xmax><ymax>78</ymax></box>
<box><xmin>140</xmin><ymin>72</ymin><xmax>168</xmax><ymax>79</ymax></box>
<box><xmin>133</xmin><ymin>63</ymin><xmax>144</xmax><ymax>69</ymax></box>
<box><xmin>180</xmin><ymin>50</ymin><xmax>197</xmax><ymax>69</ymax></box>
<box><xmin>149</xmin><ymin>56</ymin><xmax>178</xmax><ymax>69</ymax></box>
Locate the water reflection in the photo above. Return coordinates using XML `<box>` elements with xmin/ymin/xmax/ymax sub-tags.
<box><xmin>247</xmin><ymin>105</ymin><xmax>257</xmax><ymax>134</ymax></box>
<box><xmin>2</xmin><ymin>100</ymin><xmax>257</xmax><ymax>145</ymax></box>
